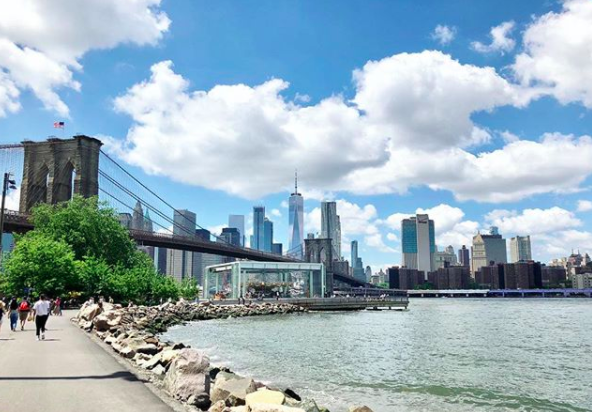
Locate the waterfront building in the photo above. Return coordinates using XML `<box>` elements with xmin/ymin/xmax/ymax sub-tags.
<box><xmin>401</xmin><ymin>214</ymin><xmax>436</xmax><ymax>276</ymax></box>
<box><xmin>321</xmin><ymin>201</ymin><xmax>341</xmax><ymax>259</ymax></box>
<box><xmin>166</xmin><ymin>209</ymin><xmax>196</xmax><ymax>282</ymax></box>
<box><xmin>458</xmin><ymin>245</ymin><xmax>470</xmax><ymax>267</ymax></box>
<box><xmin>263</xmin><ymin>218</ymin><xmax>274</xmax><ymax>252</ymax></box>
<box><xmin>428</xmin><ymin>266</ymin><xmax>470</xmax><ymax>289</ymax></box>
<box><xmin>542</xmin><ymin>266</ymin><xmax>566</xmax><ymax>287</ymax></box>
<box><xmin>365</xmin><ymin>265</ymin><xmax>372</xmax><ymax>282</ymax></box>
<box><xmin>252</xmin><ymin>206</ymin><xmax>265</xmax><ymax>250</ymax></box>
<box><xmin>510</xmin><ymin>235</ymin><xmax>532</xmax><ymax>262</ymax></box>
<box><xmin>388</xmin><ymin>266</ymin><xmax>400</xmax><ymax>289</ymax></box>
<box><xmin>573</xmin><ymin>273</ymin><xmax>592</xmax><ymax>289</ymax></box>
<box><xmin>399</xmin><ymin>268</ymin><xmax>425</xmax><ymax>290</ymax></box>
<box><xmin>471</xmin><ymin>227</ymin><xmax>507</xmax><ymax>274</ymax></box>
<box><xmin>228</xmin><ymin>214</ymin><xmax>245</xmax><ymax>246</ymax></box>
<box><xmin>515</xmin><ymin>261</ymin><xmax>535</xmax><ymax>289</ymax></box>
<box><xmin>288</xmin><ymin>173</ymin><xmax>304</xmax><ymax>258</ymax></box>
<box><xmin>272</xmin><ymin>243</ymin><xmax>283</xmax><ymax>255</ymax></box>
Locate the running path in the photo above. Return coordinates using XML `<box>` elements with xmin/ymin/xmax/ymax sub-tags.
<box><xmin>0</xmin><ymin>310</ymin><xmax>172</xmax><ymax>412</ymax></box>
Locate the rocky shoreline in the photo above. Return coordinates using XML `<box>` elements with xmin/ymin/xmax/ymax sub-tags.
<box><xmin>74</xmin><ymin>300</ymin><xmax>373</xmax><ymax>412</ymax></box>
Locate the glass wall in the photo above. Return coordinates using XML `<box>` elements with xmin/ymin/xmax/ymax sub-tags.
<box><xmin>203</xmin><ymin>262</ymin><xmax>325</xmax><ymax>299</ymax></box>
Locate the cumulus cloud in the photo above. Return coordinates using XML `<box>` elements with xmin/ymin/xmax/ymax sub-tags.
<box><xmin>270</xmin><ymin>208</ymin><xmax>282</xmax><ymax>218</ymax></box>
<box><xmin>512</xmin><ymin>0</ymin><xmax>592</xmax><ymax>108</ymax></box>
<box><xmin>485</xmin><ymin>206</ymin><xmax>581</xmax><ymax>235</ymax></box>
<box><xmin>0</xmin><ymin>0</ymin><xmax>169</xmax><ymax>116</ymax></box>
<box><xmin>576</xmin><ymin>200</ymin><xmax>592</xmax><ymax>212</ymax></box>
<box><xmin>109</xmin><ymin>51</ymin><xmax>569</xmax><ymax>203</ymax></box>
<box><xmin>431</xmin><ymin>25</ymin><xmax>457</xmax><ymax>45</ymax></box>
<box><xmin>471</xmin><ymin>21</ymin><xmax>516</xmax><ymax>54</ymax></box>
<box><xmin>386</xmin><ymin>233</ymin><xmax>399</xmax><ymax>242</ymax></box>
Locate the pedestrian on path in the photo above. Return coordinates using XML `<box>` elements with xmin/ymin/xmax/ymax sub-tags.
<box><xmin>33</xmin><ymin>294</ymin><xmax>50</xmax><ymax>341</ymax></box>
<box><xmin>18</xmin><ymin>297</ymin><xmax>31</xmax><ymax>330</ymax></box>
<box><xmin>0</xmin><ymin>300</ymin><xmax>5</xmax><ymax>335</ymax></box>
<box><xmin>8</xmin><ymin>297</ymin><xmax>19</xmax><ymax>331</ymax></box>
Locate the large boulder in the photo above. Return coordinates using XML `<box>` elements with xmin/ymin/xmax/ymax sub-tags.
<box><xmin>78</xmin><ymin>303</ymin><xmax>103</xmax><ymax>321</ymax></box>
<box><xmin>246</xmin><ymin>390</ymin><xmax>285</xmax><ymax>407</ymax></box>
<box><xmin>163</xmin><ymin>349</ymin><xmax>210</xmax><ymax>402</ymax></box>
<box><xmin>210</xmin><ymin>376</ymin><xmax>257</xmax><ymax>405</ymax></box>
<box><xmin>348</xmin><ymin>407</ymin><xmax>374</xmax><ymax>412</ymax></box>
<box><xmin>249</xmin><ymin>405</ymin><xmax>306</xmax><ymax>412</ymax></box>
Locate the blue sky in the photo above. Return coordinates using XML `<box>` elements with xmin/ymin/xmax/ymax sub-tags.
<box><xmin>1</xmin><ymin>0</ymin><xmax>592</xmax><ymax>271</ymax></box>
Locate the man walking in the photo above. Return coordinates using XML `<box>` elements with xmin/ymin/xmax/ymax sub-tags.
<box><xmin>8</xmin><ymin>297</ymin><xmax>19</xmax><ymax>331</ymax></box>
<box><xmin>32</xmin><ymin>294</ymin><xmax>50</xmax><ymax>341</ymax></box>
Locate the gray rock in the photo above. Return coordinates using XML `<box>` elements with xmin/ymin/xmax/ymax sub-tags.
<box><xmin>210</xmin><ymin>376</ymin><xmax>257</xmax><ymax>405</ymax></box>
<box><xmin>348</xmin><ymin>407</ymin><xmax>373</xmax><ymax>412</ymax></box>
<box><xmin>163</xmin><ymin>349</ymin><xmax>210</xmax><ymax>402</ymax></box>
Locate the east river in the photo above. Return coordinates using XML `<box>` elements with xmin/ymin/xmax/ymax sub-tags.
<box><xmin>162</xmin><ymin>299</ymin><xmax>592</xmax><ymax>412</ymax></box>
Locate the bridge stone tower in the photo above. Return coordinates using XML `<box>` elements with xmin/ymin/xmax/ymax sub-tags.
<box><xmin>19</xmin><ymin>135</ymin><xmax>102</xmax><ymax>213</ymax></box>
<box><xmin>305</xmin><ymin>238</ymin><xmax>335</xmax><ymax>293</ymax></box>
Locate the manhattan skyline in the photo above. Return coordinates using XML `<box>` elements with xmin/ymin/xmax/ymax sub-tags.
<box><xmin>0</xmin><ymin>1</ymin><xmax>591</xmax><ymax>271</ymax></box>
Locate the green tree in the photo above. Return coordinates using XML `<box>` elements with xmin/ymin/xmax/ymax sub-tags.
<box><xmin>3</xmin><ymin>232</ymin><xmax>79</xmax><ymax>298</ymax></box>
<box><xmin>32</xmin><ymin>196</ymin><xmax>136</xmax><ymax>267</ymax></box>
<box><xmin>179</xmin><ymin>278</ymin><xmax>201</xmax><ymax>300</ymax></box>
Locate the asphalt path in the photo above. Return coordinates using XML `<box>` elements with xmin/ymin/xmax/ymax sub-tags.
<box><xmin>0</xmin><ymin>310</ymin><xmax>173</xmax><ymax>412</ymax></box>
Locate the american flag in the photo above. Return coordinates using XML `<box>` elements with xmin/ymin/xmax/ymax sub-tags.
<box><xmin>54</xmin><ymin>121</ymin><xmax>65</xmax><ymax>128</ymax></box>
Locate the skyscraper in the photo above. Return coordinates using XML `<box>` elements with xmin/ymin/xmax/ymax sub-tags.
<box><xmin>288</xmin><ymin>172</ymin><xmax>304</xmax><ymax>258</ymax></box>
<box><xmin>263</xmin><ymin>218</ymin><xmax>273</xmax><ymax>252</ymax></box>
<box><xmin>458</xmin><ymin>245</ymin><xmax>470</xmax><ymax>267</ymax></box>
<box><xmin>510</xmin><ymin>235</ymin><xmax>532</xmax><ymax>262</ymax></box>
<box><xmin>401</xmin><ymin>214</ymin><xmax>436</xmax><ymax>276</ymax></box>
<box><xmin>228</xmin><ymin>215</ymin><xmax>245</xmax><ymax>246</ymax></box>
<box><xmin>252</xmin><ymin>206</ymin><xmax>265</xmax><ymax>250</ymax></box>
<box><xmin>321</xmin><ymin>201</ymin><xmax>341</xmax><ymax>258</ymax></box>
<box><xmin>471</xmin><ymin>227</ymin><xmax>507</xmax><ymax>274</ymax></box>
<box><xmin>144</xmin><ymin>209</ymin><xmax>153</xmax><ymax>232</ymax></box>
<box><xmin>167</xmin><ymin>209</ymin><xmax>196</xmax><ymax>281</ymax></box>
<box><xmin>220</xmin><ymin>227</ymin><xmax>241</xmax><ymax>246</ymax></box>
<box><xmin>131</xmin><ymin>201</ymin><xmax>145</xmax><ymax>231</ymax></box>
<box><xmin>351</xmin><ymin>240</ymin><xmax>365</xmax><ymax>281</ymax></box>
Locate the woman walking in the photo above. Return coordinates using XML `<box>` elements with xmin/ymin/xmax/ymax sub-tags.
<box><xmin>8</xmin><ymin>297</ymin><xmax>19</xmax><ymax>331</ymax></box>
<box><xmin>0</xmin><ymin>300</ymin><xmax>5</xmax><ymax>335</ymax></box>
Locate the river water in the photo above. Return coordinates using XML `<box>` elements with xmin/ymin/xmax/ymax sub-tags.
<box><xmin>162</xmin><ymin>299</ymin><xmax>592</xmax><ymax>412</ymax></box>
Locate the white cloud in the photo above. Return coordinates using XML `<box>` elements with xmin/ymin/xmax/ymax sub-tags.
<box><xmin>280</xmin><ymin>200</ymin><xmax>289</xmax><ymax>209</ymax></box>
<box><xmin>386</xmin><ymin>233</ymin><xmax>399</xmax><ymax>242</ymax></box>
<box><xmin>499</xmin><ymin>130</ymin><xmax>520</xmax><ymax>143</ymax></box>
<box><xmin>537</xmin><ymin>230</ymin><xmax>592</xmax><ymax>259</ymax></box>
<box><xmin>4</xmin><ymin>186</ymin><xmax>20</xmax><ymax>211</ymax></box>
<box><xmin>206</xmin><ymin>224</ymin><xmax>226</xmax><ymax>237</ymax></box>
<box><xmin>270</xmin><ymin>208</ymin><xmax>282</xmax><ymax>218</ymax></box>
<box><xmin>365</xmin><ymin>233</ymin><xmax>396</xmax><ymax>253</ymax></box>
<box><xmin>417</xmin><ymin>204</ymin><xmax>464</xmax><ymax>233</ymax></box>
<box><xmin>0</xmin><ymin>0</ymin><xmax>169</xmax><ymax>116</ymax></box>
<box><xmin>471</xmin><ymin>21</ymin><xmax>516</xmax><ymax>54</ymax></box>
<box><xmin>431</xmin><ymin>25</ymin><xmax>456</xmax><ymax>45</ymax></box>
<box><xmin>485</xmin><ymin>206</ymin><xmax>581</xmax><ymax>235</ymax></box>
<box><xmin>512</xmin><ymin>0</ymin><xmax>592</xmax><ymax>108</ymax></box>
<box><xmin>108</xmin><ymin>50</ymin><xmax>592</xmax><ymax>203</ymax></box>
<box><xmin>576</xmin><ymin>200</ymin><xmax>592</xmax><ymax>212</ymax></box>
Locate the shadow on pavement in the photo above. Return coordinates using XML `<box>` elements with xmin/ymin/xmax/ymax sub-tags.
<box><xmin>0</xmin><ymin>371</ymin><xmax>148</xmax><ymax>382</ymax></box>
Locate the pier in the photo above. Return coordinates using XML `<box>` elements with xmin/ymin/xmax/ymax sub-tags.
<box><xmin>211</xmin><ymin>296</ymin><xmax>409</xmax><ymax>311</ymax></box>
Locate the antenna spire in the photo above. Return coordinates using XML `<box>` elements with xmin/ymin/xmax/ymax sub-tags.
<box><xmin>295</xmin><ymin>169</ymin><xmax>298</xmax><ymax>193</ymax></box>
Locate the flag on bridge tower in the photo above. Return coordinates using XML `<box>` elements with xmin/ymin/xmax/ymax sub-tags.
<box><xmin>53</xmin><ymin>121</ymin><xmax>65</xmax><ymax>128</ymax></box>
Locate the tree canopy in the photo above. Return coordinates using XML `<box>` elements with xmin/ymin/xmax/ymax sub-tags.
<box><xmin>1</xmin><ymin>196</ymin><xmax>179</xmax><ymax>304</ymax></box>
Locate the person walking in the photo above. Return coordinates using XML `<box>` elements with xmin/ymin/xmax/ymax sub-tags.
<box><xmin>0</xmin><ymin>300</ymin><xmax>5</xmax><ymax>335</ymax></box>
<box><xmin>54</xmin><ymin>297</ymin><xmax>62</xmax><ymax>316</ymax></box>
<box><xmin>8</xmin><ymin>297</ymin><xmax>19</xmax><ymax>331</ymax></box>
<box><xmin>18</xmin><ymin>297</ymin><xmax>31</xmax><ymax>330</ymax></box>
<box><xmin>32</xmin><ymin>294</ymin><xmax>50</xmax><ymax>341</ymax></box>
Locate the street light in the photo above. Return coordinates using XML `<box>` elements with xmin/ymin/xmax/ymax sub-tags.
<box><xmin>0</xmin><ymin>172</ymin><xmax>17</xmax><ymax>265</ymax></box>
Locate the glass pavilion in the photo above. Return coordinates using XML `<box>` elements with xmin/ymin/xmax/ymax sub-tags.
<box><xmin>203</xmin><ymin>261</ymin><xmax>326</xmax><ymax>299</ymax></box>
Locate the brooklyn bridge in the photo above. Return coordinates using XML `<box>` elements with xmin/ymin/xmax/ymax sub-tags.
<box><xmin>0</xmin><ymin>135</ymin><xmax>370</xmax><ymax>289</ymax></box>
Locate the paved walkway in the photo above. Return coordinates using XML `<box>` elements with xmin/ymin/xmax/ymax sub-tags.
<box><xmin>0</xmin><ymin>310</ymin><xmax>173</xmax><ymax>412</ymax></box>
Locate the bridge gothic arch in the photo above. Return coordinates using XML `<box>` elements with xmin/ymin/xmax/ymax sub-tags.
<box><xmin>19</xmin><ymin>136</ymin><xmax>102</xmax><ymax>213</ymax></box>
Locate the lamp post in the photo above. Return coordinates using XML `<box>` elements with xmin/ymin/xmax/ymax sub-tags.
<box><xmin>0</xmin><ymin>172</ymin><xmax>17</xmax><ymax>265</ymax></box>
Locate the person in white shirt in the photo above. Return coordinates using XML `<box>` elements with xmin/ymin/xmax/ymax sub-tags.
<box><xmin>33</xmin><ymin>294</ymin><xmax>50</xmax><ymax>341</ymax></box>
